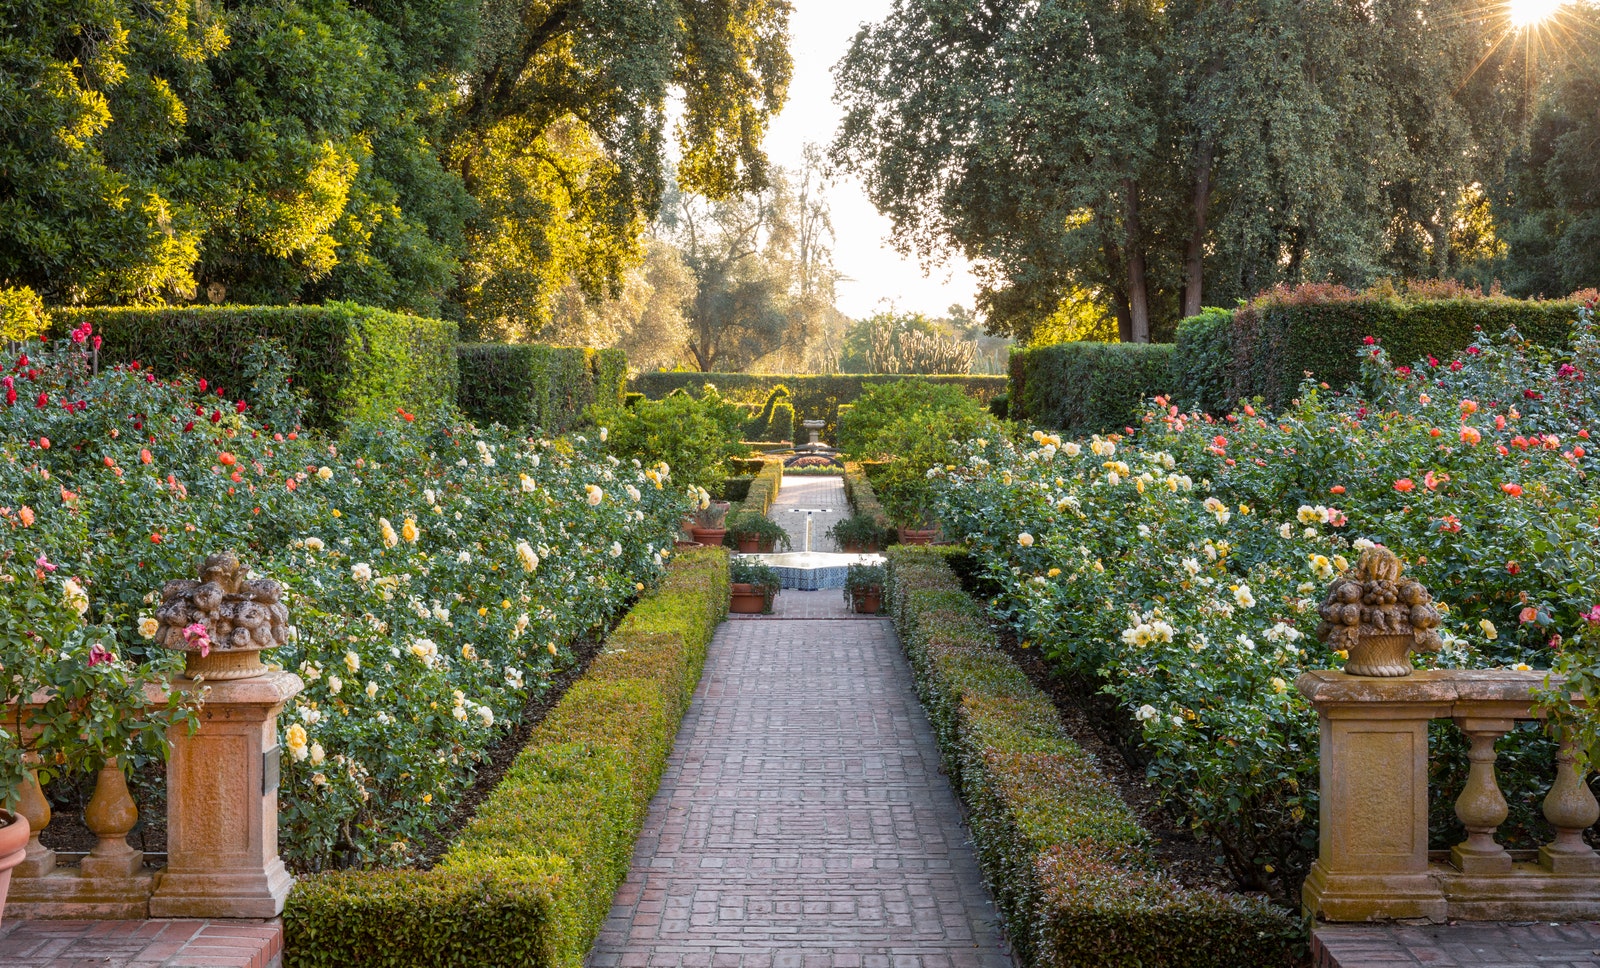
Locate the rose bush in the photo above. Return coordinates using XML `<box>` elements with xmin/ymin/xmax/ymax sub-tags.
<box><xmin>928</xmin><ymin>312</ymin><xmax>1600</xmax><ymax>904</ymax></box>
<box><xmin>2</xmin><ymin>326</ymin><xmax>689</xmax><ymax>868</ymax></box>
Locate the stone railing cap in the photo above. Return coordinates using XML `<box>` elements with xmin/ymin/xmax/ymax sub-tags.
<box><xmin>1296</xmin><ymin>668</ymin><xmax>1563</xmax><ymax>706</ymax></box>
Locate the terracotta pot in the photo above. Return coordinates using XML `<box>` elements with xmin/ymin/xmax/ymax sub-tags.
<box><xmin>898</xmin><ymin>527</ymin><xmax>938</xmax><ymax>546</ymax></box>
<box><xmin>691</xmin><ymin>527</ymin><xmax>727</xmax><ymax>548</ymax></box>
<box><xmin>840</xmin><ymin>540</ymin><xmax>881</xmax><ymax>554</ymax></box>
<box><xmin>730</xmin><ymin>583</ymin><xmax>770</xmax><ymax>614</ymax></box>
<box><xmin>0</xmin><ymin>808</ymin><xmax>31</xmax><ymax>930</ymax></box>
<box><xmin>1345</xmin><ymin>633</ymin><xmax>1414</xmax><ymax>677</ymax></box>
<box><xmin>851</xmin><ymin>588</ymin><xmax>883</xmax><ymax>615</ymax></box>
<box><xmin>735</xmin><ymin>534</ymin><xmax>777</xmax><ymax>554</ymax></box>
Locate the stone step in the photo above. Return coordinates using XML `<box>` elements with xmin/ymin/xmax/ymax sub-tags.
<box><xmin>1313</xmin><ymin>920</ymin><xmax>1600</xmax><ymax>966</ymax></box>
<box><xmin>0</xmin><ymin>918</ymin><xmax>281</xmax><ymax>967</ymax></box>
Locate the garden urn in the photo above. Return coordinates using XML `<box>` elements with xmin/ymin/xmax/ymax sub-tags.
<box><xmin>153</xmin><ymin>552</ymin><xmax>290</xmax><ymax>680</ymax></box>
<box><xmin>0</xmin><ymin>809</ymin><xmax>29</xmax><ymax>928</ymax></box>
<box><xmin>1315</xmin><ymin>547</ymin><xmax>1443</xmax><ymax>677</ymax></box>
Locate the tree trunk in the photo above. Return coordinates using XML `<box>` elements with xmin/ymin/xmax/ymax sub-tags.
<box><xmin>1123</xmin><ymin>179</ymin><xmax>1151</xmax><ymax>343</ymax></box>
<box><xmin>1183</xmin><ymin>140</ymin><xmax>1214</xmax><ymax>320</ymax></box>
<box><xmin>1099</xmin><ymin>213</ymin><xmax>1134</xmax><ymax>342</ymax></box>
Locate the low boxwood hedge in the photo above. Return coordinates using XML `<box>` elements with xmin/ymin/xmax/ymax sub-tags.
<box><xmin>52</xmin><ymin>303</ymin><xmax>459</xmax><ymax>431</ymax></box>
<box><xmin>843</xmin><ymin>461</ymin><xmax>893</xmax><ymax>542</ymax></box>
<box><xmin>284</xmin><ymin>548</ymin><xmax>730</xmax><ymax>968</ymax></box>
<box><xmin>456</xmin><ymin>343</ymin><xmax>628</xmax><ymax>433</ymax></box>
<box><xmin>736</xmin><ymin>459</ymin><xmax>783</xmax><ymax>517</ymax></box>
<box><xmin>885</xmin><ymin>547</ymin><xmax>1303</xmax><ymax>968</ymax></box>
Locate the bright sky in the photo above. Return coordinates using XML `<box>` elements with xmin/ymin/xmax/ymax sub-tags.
<box><xmin>763</xmin><ymin>0</ymin><xmax>979</xmax><ymax>321</ymax></box>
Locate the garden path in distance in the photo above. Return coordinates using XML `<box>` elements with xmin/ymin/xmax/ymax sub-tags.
<box><xmin>588</xmin><ymin>476</ymin><xmax>1014</xmax><ymax>967</ymax></box>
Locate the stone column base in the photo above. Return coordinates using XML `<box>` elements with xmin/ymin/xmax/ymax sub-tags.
<box><xmin>5</xmin><ymin>868</ymin><xmax>154</xmax><ymax>919</ymax></box>
<box><xmin>1301</xmin><ymin>860</ymin><xmax>1447</xmax><ymax>922</ymax></box>
<box><xmin>149</xmin><ymin>858</ymin><xmax>294</xmax><ymax>919</ymax></box>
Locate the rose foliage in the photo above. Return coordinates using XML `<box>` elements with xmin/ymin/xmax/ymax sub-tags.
<box><xmin>929</xmin><ymin>311</ymin><xmax>1600</xmax><ymax>905</ymax></box>
<box><xmin>0</xmin><ymin>327</ymin><xmax>689</xmax><ymax>869</ymax></box>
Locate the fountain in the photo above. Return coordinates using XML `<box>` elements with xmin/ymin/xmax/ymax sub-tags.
<box><xmin>734</xmin><ymin>506</ymin><xmax>884</xmax><ymax>590</ymax></box>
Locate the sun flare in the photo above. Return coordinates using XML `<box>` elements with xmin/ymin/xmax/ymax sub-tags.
<box><xmin>1507</xmin><ymin>0</ymin><xmax>1566</xmax><ymax>28</ymax></box>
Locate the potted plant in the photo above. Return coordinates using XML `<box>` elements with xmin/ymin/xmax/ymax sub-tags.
<box><xmin>730</xmin><ymin>560</ymin><xmax>781</xmax><ymax>614</ymax></box>
<box><xmin>827</xmin><ymin>515</ymin><xmax>884</xmax><ymax>553</ymax></box>
<box><xmin>689</xmin><ymin>495</ymin><xmax>731</xmax><ymax>547</ymax></box>
<box><xmin>726</xmin><ymin>512</ymin><xmax>791</xmax><ymax>554</ymax></box>
<box><xmin>845</xmin><ymin>563</ymin><xmax>886</xmax><ymax>614</ymax></box>
<box><xmin>896</xmin><ymin>513</ymin><xmax>941</xmax><ymax>546</ymax></box>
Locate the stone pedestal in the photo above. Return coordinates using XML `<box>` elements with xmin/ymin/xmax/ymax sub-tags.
<box><xmin>1300</xmin><ymin>671</ymin><xmax>1450</xmax><ymax>922</ymax></box>
<box><xmin>149</xmin><ymin>669</ymin><xmax>302</xmax><ymax>918</ymax></box>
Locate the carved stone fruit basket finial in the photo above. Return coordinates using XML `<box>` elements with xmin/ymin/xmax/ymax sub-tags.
<box><xmin>154</xmin><ymin>553</ymin><xmax>288</xmax><ymax>680</ymax></box>
<box><xmin>1316</xmin><ymin>546</ymin><xmax>1443</xmax><ymax>677</ymax></box>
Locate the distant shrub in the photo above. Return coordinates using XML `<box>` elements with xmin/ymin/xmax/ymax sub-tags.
<box><xmin>589</xmin><ymin>389</ymin><xmax>748</xmax><ymax>492</ymax></box>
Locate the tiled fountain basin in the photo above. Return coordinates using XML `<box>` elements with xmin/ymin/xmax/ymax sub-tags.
<box><xmin>734</xmin><ymin>552</ymin><xmax>886</xmax><ymax>590</ymax></box>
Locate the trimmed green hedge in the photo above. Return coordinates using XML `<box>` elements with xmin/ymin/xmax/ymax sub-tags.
<box><xmin>1171</xmin><ymin>308</ymin><xmax>1234</xmax><ymax>415</ymax></box>
<box><xmin>1227</xmin><ymin>296</ymin><xmax>1575</xmax><ymax>410</ymax></box>
<box><xmin>630</xmin><ymin>373</ymin><xmax>1008</xmax><ymax>441</ymax></box>
<box><xmin>843</xmin><ymin>462</ymin><xmax>893</xmax><ymax>544</ymax></box>
<box><xmin>885</xmin><ymin>547</ymin><xmax>1303</xmax><ymax>968</ymax></box>
<box><xmin>284</xmin><ymin>548</ymin><xmax>730</xmax><ymax>968</ymax></box>
<box><xmin>457</xmin><ymin>344</ymin><xmax>627</xmax><ymax>434</ymax></box>
<box><xmin>734</xmin><ymin>459</ymin><xmax>783</xmax><ymax>518</ymax></box>
<box><xmin>1008</xmin><ymin>342</ymin><xmax>1175</xmax><ymax>437</ymax></box>
<box><xmin>53</xmin><ymin>303</ymin><xmax>458</xmax><ymax>431</ymax></box>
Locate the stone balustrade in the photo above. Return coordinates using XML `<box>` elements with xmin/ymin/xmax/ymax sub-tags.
<box><xmin>4</xmin><ymin>670</ymin><xmax>302</xmax><ymax>920</ymax></box>
<box><xmin>3</xmin><ymin>553</ymin><xmax>303</xmax><ymax>920</ymax></box>
<box><xmin>1298</xmin><ymin>668</ymin><xmax>1599</xmax><ymax>922</ymax></box>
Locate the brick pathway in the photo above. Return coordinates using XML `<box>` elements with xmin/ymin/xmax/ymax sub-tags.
<box><xmin>1314</xmin><ymin>921</ymin><xmax>1600</xmax><ymax>967</ymax></box>
<box><xmin>0</xmin><ymin>919</ymin><xmax>281</xmax><ymax>967</ymax></box>
<box><xmin>587</xmin><ymin>615</ymin><xmax>1013</xmax><ymax>967</ymax></box>
<box><xmin>769</xmin><ymin>476</ymin><xmax>848</xmax><ymax>553</ymax></box>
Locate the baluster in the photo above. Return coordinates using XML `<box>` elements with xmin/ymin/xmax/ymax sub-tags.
<box><xmin>1538</xmin><ymin>733</ymin><xmax>1600</xmax><ymax>873</ymax></box>
<box><xmin>1451</xmin><ymin>718</ymin><xmax>1513</xmax><ymax>874</ymax></box>
<box><xmin>13</xmin><ymin>752</ymin><xmax>54</xmax><ymax>878</ymax></box>
<box><xmin>79</xmin><ymin>756</ymin><xmax>142</xmax><ymax>879</ymax></box>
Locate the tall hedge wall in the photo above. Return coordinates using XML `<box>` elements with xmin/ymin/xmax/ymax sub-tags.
<box><xmin>53</xmin><ymin>303</ymin><xmax>459</xmax><ymax>431</ymax></box>
<box><xmin>457</xmin><ymin>344</ymin><xmax>628</xmax><ymax>434</ymax></box>
<box><xmin>1008</xmin><ymin>342</ymin><xmax>1176</xmax><ymax>438</ymax></box>
<box><xmin>1212</xmin><ymin>296</ymin><xmax>1577</xmax><ymax>411</ymax></box>
<box><xmin>629</xmin><ymin>373</ymin><xmax>1008</xmax><ymax>440</ymax></box>
<box><xmin>1010</xmin><ymin>297</ymin><xmax>1580</xmax><ymax>434</ymax></box>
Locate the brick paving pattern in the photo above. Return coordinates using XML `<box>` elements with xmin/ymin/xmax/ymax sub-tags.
<box><xmin>587</xmin><ymin>615</ymin><xmax>1013</xmax><ymax>967</ymax></box>
<box><xmin>0</xmin><ymin>918</ymin><xmax>281</xmax><ymax>967</ymax></box>
<box><xmin>768</xmin><ymin>476</ymin><xmax>849</xmax><ymax>553</ymax></box>
<box><xmin>1314</xmin><ymin>921</ymin><xmax>1600</xmax><ymax>967</ymax></box>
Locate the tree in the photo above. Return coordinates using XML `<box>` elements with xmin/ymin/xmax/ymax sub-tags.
<box><xmin>545</xmin><ymin>240</ymin><xmax>697</xmax><ymax>371</ymax></box>
<box><xmin>666</xmin><ymin>149</ymin><xmax>843</xmax><ymax>372</ymax></box>
<box><xmin>1486</xmin><ymin>5</ymin><xmax>1600</xmax><ymax>298</ymax></box>
<box><xmin>0</xmin><ymin>0</ymin><xmax>224</xmax><ymax>303</ymax></box>
<box><xmin>0</xmin><ymin>0</ymin><xmax>793</xmax><ymax>328</ymax></box>
<box><xmin>833</xmin><ymin>0</ymin><xmax>1523</xmax><ymax>343</ymax></box>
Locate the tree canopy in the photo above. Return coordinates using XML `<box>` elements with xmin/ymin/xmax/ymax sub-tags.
<box><xmin>833</xmin><ymin>0</ymin><xmax>1533</xmax><ymax>342</ymax></box>
<box><xmin>0</xmin><ymin>0</ymin><xmax>793</xmax><ymax>334</ymax></box>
